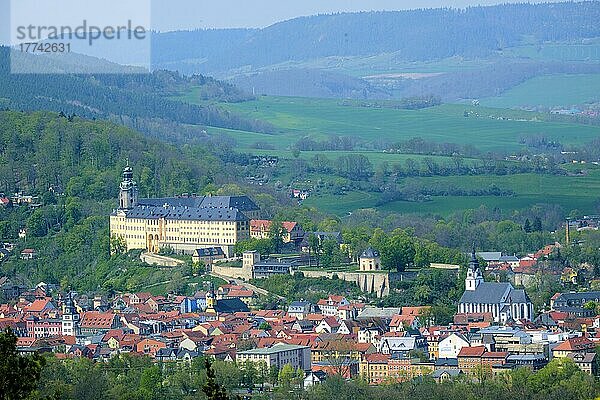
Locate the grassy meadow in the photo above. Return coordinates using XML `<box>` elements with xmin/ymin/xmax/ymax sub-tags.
<box><xmin>480</xmin><ymin>74</ymin><xmax>600</xmax><ymax>108</ymax></box>
<box><xmin>303</xmin><ymin>167</ymin><xmax>600</xmax><ymax>216</ymax></box>
<box><xmin>501</xmin><ymin>40</ymin><xmax>600</xmax><ymax>62</ymax></box>
<box><xmin>175</xmin><ymin>91</ymin><xmax>600</xmax><ymax>217</ymax></box>
<box><xmin>194</xmin><ymin>96</ymin><xmax>600</xmax><ymax>153</ymax></box>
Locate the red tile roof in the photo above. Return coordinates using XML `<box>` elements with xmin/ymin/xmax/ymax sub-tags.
<box><xmin>17</xmin><ymin>337</ymin><xmax>35</xmax><ymax>347</ymax></box>
<box><xmin>250</xmin><ymin>220</ymin><xmax>297</xmax><ymax>233</ymax></box>
<box><xmin>60</xmin><ymin>335</ymin><xmax>77</xmax><ymax>346</ymax></box>
<box><xmin>550</xmin><ymin>293</ymin><xmax>562</xmax><ymax>301</ymax></box>
<box><xmin>132</xmin><ymin>303</ymin><xmax>154</xmax><ymax>314</ymax></box>
<box><xmin>390</xmin><ymin>314</ymin><xmax>416</xmax><ymax>327</ymax></box>
<box><xmin>553</xmin><ymin>336</ymin><xmax>595</xmax><ymax>352</ymax></box>
<box><xmin>257</xmin><ymin>337</ymin><xmax>315</xmax><ymax>348</ymax></box>
<box><xmin>0</xmin><ymin>318</ymin><xmax>21</xmax><ymax>330</ymax></box>
<box><xmin>232</xmin><ymin>324</ymin><xmax>254</xmax><ymax>334</ymax></box>
<box><xmin>320</xmin><ymin>316</ymin><xmax>340</xmax><ymax>328</ymax></box>
<box><xmin>458</xmin><ymin>346</ymin><xmax>486</xmax><ymax>357</ymax></box>
<box><xmin>80</xmin><ymin>312</ymin><xmax>117</xmax><ymax>329</ymax></box>
<box><xmin>102</xmin><ymin>329</ymin><xmax>125</xmax><ymax>342</ymax></box>
<box><xmin>401</xmin><ymin>306</ymin><xmax>430</xmax><ymax>316</ymax></box>
<box><xmin>467</xmin><ymin>322</ymin><xmax>492</xmax><ymax>330</ymax></box>
<box><xmin>25</xmin><ymin>299</ymin><xmax>53</xmax><ymax>313</ymax></box>
<box><xmin>513</xmin><ymin>265</ymin><xmax>537</xmax><ymax>274</ymax></box>
<box><xmin>549</xmin><ymin>311</ymin><xmax>569</xmax><ymax>321</ymax></box>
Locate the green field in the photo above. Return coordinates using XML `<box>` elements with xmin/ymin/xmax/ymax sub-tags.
<box><xmin>481</xmin><ymin>74</ymin><xmax>600</xmax><ymax>108</ymax></box>
<box><xmin>195</xmin><ymin>96</ymin><xmax>600</xmax><ymax>153</ymax></box>
<box><xmin>176</xmin><ymin>92</ymin><xmax>600</xmax><ymax>216</ymax></box>
<box><xmin>502</xmin><ymin>40</ymin><xmax>600</xmax><ymax>62</ymax></box>
<box><xmin>303</xmin><ymin>168</ymin><xmax>600</xmax><ymax>216</ymax></box>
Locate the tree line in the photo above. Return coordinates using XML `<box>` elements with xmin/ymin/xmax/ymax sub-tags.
<box><xmin>0</xmin><ymin>48</ymin><xmax>273</xmax><ymax>143</ymax></box>
<box><xmin>2</xmin><ymin>327</ymin><xmax>598</xmax><ymax>400</ymax></box>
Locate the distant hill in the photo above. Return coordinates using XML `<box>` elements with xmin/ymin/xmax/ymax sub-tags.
<box><xmin>0</xmin><ymin>110</ymin><xmax>223</xmax><ymax>198</ymax></box>
<box><xmin>0</xmin><ymin>48</ymin><xmax>272</xmax><ymax>142</ymax></box>
<box><xmin>226</xmin><ymin>61</ymin><xmax>600</xmax><ymax>101</ymax></box>
<box><xmin>151</xmin><ymin>2</ymin><xmax>600</xmax><ymax>75</ymax></box>
<box><xmin>390</xmin><ymin>60</ymin><xmax>600</xmax><ymax>101</ymax></box>
<box><xmin>230</xmin><ymin>69</ymin><xmax>392</xmax><ymax>99</ymax></box>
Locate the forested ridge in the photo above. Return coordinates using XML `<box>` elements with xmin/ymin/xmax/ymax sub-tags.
<box><xmin>0</xmin><ymin>48</ymin><xmax>273</xmax><ymax>142</ymax></box>
<box><xmin>152</xmin><ymin>2</ymin><xmax>600</xmax><ymax>74</ymax></box>
<box><xmin>0</xmin><ymin>110</ymin><xmax>237</xmax><ymax>292</ymax></box>
<box><xmin>0</xmin><ymin>110</ymin><xmax>223</xmax><ymax>197</ymax></box>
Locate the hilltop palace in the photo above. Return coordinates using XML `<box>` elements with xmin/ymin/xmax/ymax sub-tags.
<box><xmin>109</xmin><ymin>164</ymin><xmax>260</xmax><ymax>257</ymax></box>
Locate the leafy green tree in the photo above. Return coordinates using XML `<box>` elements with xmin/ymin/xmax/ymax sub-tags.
<box><xmin>212</xmin><ymin>360</ymin><xmax>242</xmax><ymax>393</ymax></box>
<box><xmin>234</xmin><ymin>238</ymin><xmax>274</xmax><ymax>256</ymax></box>
<box><xmin>64</xmin><ymin>197</ymin><xmax>82</xmax><ymax>230</ymax></box>
<box><xmin>0</xmin><ymin>220</ymin><xmax>12</xmax><ymax>239</ymax></box>
<box><xmin>320</xmin><ymin>238</ymin><xmax>344</xmax><ymax>268</ymax></box>
<box><xmin>523</xmin><ymin>218</ymin><xmax>532</xmax><ymax>233</ymax></box>
<box><xmin>258</xmin><ymin>322</ymin><xmax>272</xmax><ymax>330</ymax></box>
<box><xmin>27</xmin><ymin>208</ymin><xmax>49</xmax><ymax>237</ymax></box>
<box><xmin>202</xmin><ymin>358</ymin><xmax>230</xmax><ymax>400</ymax></box>
<box><xmin>387</xmin><ymin>231</ymin><xmax>416</xmax><ymax>271</ymax></box>
<box><xmin>335</xmin><ymin>154</ymin><xmax>373</xmax><ymax>179</ymax></box>
<box><xmin>268</xmin><ymin>220</ymin><xmax>286</xmax><ymax>253</ymax></box>
<box><xmin>308</xmin><ymin>233</ymin><xmax>321</xmax><ymax>266</ymax></box>
<box><xmin>532</xmin><ymin>216</ymin><xmax>543</xmax><ymax>232</ymax></box>
<box><xmin>241</xmin><ymin>360</ymin><xmax>257</xmax><ymax>389</ymax></box>
<box><xmin>256</xmin><ymin>361</ymin><xmax>269</xmax><ymax>388</ymax></box>
<box><xmin>373</xmin><ymin>229</ymin><xmax>416</xmax><ymax>272</ymax></box>
<box><xmin>0</xmin><ymin>328</ymin><xmax>46</xmax><ymax>400</ymax></box>
<box><xmin>70</xmin><ymin>357</ymin><xmax>109</xmax><ymax>400</ymax></box>
<box><xmin>318</xmin><ymin>218</ymin><xmax>341</xmax><ymax>232</ymax></box>
<box><xmin>278</xmin><ymin>364</ymin><xmax>296</xmax><ymax>387</ymax></box>
<box><xmin>342</xmin><ymin>226</ymin><xmax>371</xmax><ymax>262</ymax></box>
<box><xmin>109</xmin><ymin>234</ymin><xmax>127</xmax><ymax>255</ymax></box>
<box><xmin>33</xmin><ymin>355</ymin><xmax>72</xmax><ymax>400</ymax></box>
<box><xmin>269</xmin><ymin>365</ymin><xmax>279</xmax><ymax>385</ymax></box>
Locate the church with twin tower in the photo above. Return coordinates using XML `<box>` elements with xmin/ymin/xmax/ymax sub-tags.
<box><xmin>110</xmin><ymin>163</ymin><xmax>260</xmax><ymax>257</ymax></box>
<box><xmin>458</xmin><ymin>248</ymin><xmax>534</xmax><ymax>323</ymax></box>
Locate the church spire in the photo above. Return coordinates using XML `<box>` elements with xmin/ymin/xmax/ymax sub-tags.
<box><xmin>465</xmin><ymin>244</ymin><xmax>484</xmax><ymax>291</ymax></box>
<box><xmin>469</xmin><ymin>243</ymin><xmax>479</xmax><ymax>271</ymax></box>
<box><xmin>205</xmin><ymin>282</ymin><xmax>217</xmax><ymax>314</ymax></box>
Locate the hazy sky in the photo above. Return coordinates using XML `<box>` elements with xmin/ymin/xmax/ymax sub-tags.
<box><xmin>1</xmin><ymin>0</ymin><xmax>560</xmax><ymax>45</ymax></box>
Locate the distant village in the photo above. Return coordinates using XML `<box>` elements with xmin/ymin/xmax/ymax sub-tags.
<box><xmin>1</xmin><ymin>165</ymin><xmax>600</xmax><ymax>386</ymax></box>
